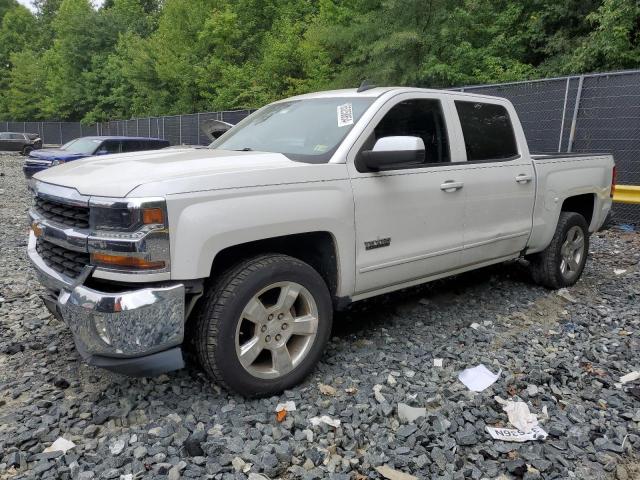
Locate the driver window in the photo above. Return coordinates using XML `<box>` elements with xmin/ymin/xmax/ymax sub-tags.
<box><xmin>370</xmin><ymin>99</ymin><xmax>450</xmax><ymax>165</ymax></box>
<box><xmin>102</xmin><ymin>140</ymin><xmax>121</xmax><ymax>154</ymax></box>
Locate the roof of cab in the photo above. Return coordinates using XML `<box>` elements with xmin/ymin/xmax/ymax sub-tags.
<box><xmin>282</xmin><ymin>86</ymin><xmax>511</xmax><ymax>103</ymax></box>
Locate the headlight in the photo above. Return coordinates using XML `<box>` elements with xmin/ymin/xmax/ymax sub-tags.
<box><xmin>51</xmin><ymin>159</ymin><xmax>65</xmax><ymax>166</ymax></box>
<box><xmin>88</xmin><ymin>197</ymin><xmax>170</xmax><ymax>273</ymax></box>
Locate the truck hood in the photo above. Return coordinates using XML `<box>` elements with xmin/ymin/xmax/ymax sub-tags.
<box><xmin>29</xmin><ymin>148</ymin><xmax>90</xmax><ymax>162</ymax></box>
<box><xmin>33</xmin><ymin>148</ymin><xmax>348</xmax><ymax>197</ymax></box>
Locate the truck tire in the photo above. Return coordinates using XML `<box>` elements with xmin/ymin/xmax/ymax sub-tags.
<box><xmin>194</xmin><ymin>253</ymin><xmax>333</xmax><ymax>396</ymax></box>
<box><xmin>529</xmin><ymin>212</ymin><xmax>589</xmax><ymax>289</ymax></box>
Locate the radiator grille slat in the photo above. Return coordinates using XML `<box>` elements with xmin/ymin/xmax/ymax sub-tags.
<box><xmin>36</xmin><ymin>238</ymin><xmax>89</xmax><ymax>279</ymax></box>
<box><xmin>34</xmin><ymin>197</ymin><xmax>90</xmax><ymax>229</ymax></box>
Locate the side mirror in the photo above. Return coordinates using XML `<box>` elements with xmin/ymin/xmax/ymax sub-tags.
<box><xmin>359</xmin><ymin>136</ymin><xmax>425</xmax><ymax>171</ymax></box>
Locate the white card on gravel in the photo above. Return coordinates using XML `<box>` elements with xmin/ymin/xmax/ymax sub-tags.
<box><xmin>485</xmin><ymin>425</ymin><xmax>548</xmax><ymax>442</ymax></box>
<box><xmin>458</xmin><ymin>364</ymin><xmax>501</xmax><ymax>392</ymax></box>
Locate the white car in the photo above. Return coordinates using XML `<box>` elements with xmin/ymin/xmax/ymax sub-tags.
<box><xmin>27</xmin><ymin>87</ymin><xmax>615</xmax><ymax>396</ymax></box>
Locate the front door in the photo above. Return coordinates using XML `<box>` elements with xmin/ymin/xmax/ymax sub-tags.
<box><xmin>348</xmin><ymin>94</ymin><xmax>468</xmax><ymax>295</ymax></box>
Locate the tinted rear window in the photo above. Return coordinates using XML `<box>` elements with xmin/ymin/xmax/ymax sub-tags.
<box><xmin>455</xmin><ymin>101</ymin><xmax>518</xmax><ymax>161</ymax></box>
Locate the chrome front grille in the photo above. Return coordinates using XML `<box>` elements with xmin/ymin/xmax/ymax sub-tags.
<box><xmin>36</xmin><ymin>238</ymin><xmax>90</xmax><ymax>279</ymax></box>
<box><xmin>34</xmin><ymin>197</ymin><xmax>90</xmax><ymax>229</ymax></box>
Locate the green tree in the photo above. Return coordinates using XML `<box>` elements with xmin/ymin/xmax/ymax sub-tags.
<box><xmin>0</xmin><ymin>5</ymin><xmax>38</xmax><ymax>117</ymax></box>
<box><xmin>43</xmin><ymin>0</ymin><xmax>98</xmax><ymax>119</ymax></box>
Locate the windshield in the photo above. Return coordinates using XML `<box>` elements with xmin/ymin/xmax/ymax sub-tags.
<box><xmin>60</xmin><ymin>138</ymin><xmax>102</xmax><ymax>154</ymax></box>
<box><xmin>211</xmin><ymin>97</ymin><xmax>374</xmax><ymax>163</ymax></box>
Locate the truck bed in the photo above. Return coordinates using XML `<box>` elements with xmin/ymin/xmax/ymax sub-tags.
<box><xmin>531</xmin><ymin>152</ymin><xmax>611</xmax><ymax>160</ymax></box>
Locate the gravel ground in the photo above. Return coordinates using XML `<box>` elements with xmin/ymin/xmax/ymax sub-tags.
<box><xmin>0</xmin><ymin>152</ymin><xmax>639</xmax><ymax>480</ymax></box>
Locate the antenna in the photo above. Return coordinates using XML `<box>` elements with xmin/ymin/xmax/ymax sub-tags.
<box><xmin>357</xmin><ymin>80</ymin><xmax>376</xmax><ymax>93</ymax></box>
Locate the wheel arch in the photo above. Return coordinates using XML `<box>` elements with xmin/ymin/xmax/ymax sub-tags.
<box><xmin>561</xmin><ymin>193</ymin><xmax>595</xmax><ymax>229</ymax></box>
<box><xmin>209</xmin><ymin>231</ymin><xmax>342</xmax><ymax>305</ymax></box>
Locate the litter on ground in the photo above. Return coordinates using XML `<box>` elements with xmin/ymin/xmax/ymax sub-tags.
<box><xmin>375</xmin><ymin>465</ymin><xmax>418</xmax><ymax>480</ymax></box>
<box><xmin>458</xmin><ymin>364</ymin><xmax>501</xmax><ymax>392</ymax></box>
<box><xmin>620</xmin><ymin>371</ymin><xmax>640</xmax><ymax>384</ymax></box>
<box><xmin>495</xmin><ymin>396</ymin><xmax>539</xmax><ymax>433</ymax></box>
<box><xmin>309</xmin><ymin>415</ymin><xmax>341</xmax><ymax>428</ymax></box>
<box><xmin>486</xmin><ymin>396</ymin><xmax>549</xmax><ymax>442</ymax></box>
<box><xmin>397</xmin><ymin>403</ymin><xmax>426</xmax><ymax>423</ymax></box>
<box><xmin>485</xmin><ymin>425</ymin><xmax>548</xmax><ymax>442</ymax></box>
<box><xmin>43</xmin><ymin>437</ymin><xmax>75</xmax><ymax>454</ymax></box>
<box><xmin>318</xmin><ymin>383</ymin><xmax>337</xmax><ymax>396</ymax></box>
<box><xmin>275</xmin><ymin>401</ymin><xmax>296</xmax><ymax>412</ymax></box>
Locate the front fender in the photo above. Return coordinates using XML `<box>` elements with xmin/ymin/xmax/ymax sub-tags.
<box><xmin>166</xmin><ymin>180</ymin><xmax>356</xmax><ymax>297</ymax></box>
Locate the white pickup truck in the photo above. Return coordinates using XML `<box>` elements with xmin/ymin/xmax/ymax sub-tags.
<box><xmin>27</xmin><ymin>87</ymin><xmax>615</xmax><ymax>396</ymax></box>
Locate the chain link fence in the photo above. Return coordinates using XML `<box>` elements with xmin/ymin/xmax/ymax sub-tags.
<box><xmin>96</xmin><ymin>110</ymin><xmax>254</xmax><ymax>146</ymax></box>
<box><xmin>453</xmin><ymin>70</ymin><xmax>640</xmax><ymax>224</ymax></box>
<box><xmin>3</xmin><ymin>70</ymin><xmax>639</xmax><ymax>223</ymax></box>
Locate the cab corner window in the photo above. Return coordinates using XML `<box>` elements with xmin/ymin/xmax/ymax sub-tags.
<box><xmin>371</xmin><ymin>99</ymin><xmax>450</xmax><ymax>166</ymax></box>
<box><xmin>455</xmin><ymin>100</ymin><xmax>518</xmax><ymax>161</ymax></box>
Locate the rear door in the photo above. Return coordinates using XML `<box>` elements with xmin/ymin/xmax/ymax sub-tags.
<box><xmin>0</xmin><ymin>133</ymin><xmax>10</xmax><ymax>150</ymax></box>
<box><xmin>8</xmin><ymin>133</ymin><xmax>25</xmax><ymax>151</ymax></box>
<box><xmin>452</xmin><ymin>99</ymin><xmax>535</xmax><ymax>266</ymax></box>
<box><xmin>348</xmin><ymin>93</ymin><xmax>468</xmax><ymax>295</ymax></box>
<box><xmin>121</xmin><ymin>140</ymin><xmax>140</xmax><ymax>152</ymax></box>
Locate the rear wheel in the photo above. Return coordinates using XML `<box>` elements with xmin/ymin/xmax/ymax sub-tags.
<box><xmin>530</xmin><ymin>212</ymin><xmax>589</xmax><ymax>289</ymax></box>
<box><xmin>194</xmin><ymin>254</ymin><xmax>333</xmax><ymax>396</ymax></box>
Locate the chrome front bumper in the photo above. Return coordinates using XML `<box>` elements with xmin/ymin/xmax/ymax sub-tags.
<box><xmin>28</xmin><ymin>232</ymin><xmax>185</xmax><ymax>375</ymax></box>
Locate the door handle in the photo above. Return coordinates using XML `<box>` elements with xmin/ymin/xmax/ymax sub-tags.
<box><xmin>515</xmin><ymin>174</ymin><xmax>533</xmax><ymax>183</ymax></box>
<box><xmin>440</xmin><ymin>180</ymin><xmax>464</xmax><ymax>192</ymax></box>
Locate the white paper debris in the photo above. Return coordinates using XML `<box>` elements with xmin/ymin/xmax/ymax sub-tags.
<box><xmin>614</xmin><ymin>268</ymin><xmax>627</xmax><ymax>275</ymax></box>
<box><xmin>337</xmin><ymin>103</ymin><xmax>354</xmax><ymax>127</ymax></box>
<box><xmin>485</xmin><ymin>425</ymin><xmax>548</xmax><ymax>442</ymax></box>
<box><xmin>373</xmin><ymin>384</ymin><xmax>387</xmax><ymax>403</ymax></box>
<box><xmin>556</xmin><ymin>288</ymin><xmax>577</xmax><ymax>303</ymax></box>
<box><xmin>309</xmin><ymin>415</ymin><xmax>341</xmax><ymax>428</ymax></box>
<box><xmin>318</xmin><ymin>383</ymin><xmax>337</xmax><ymax>396</ymax></box>
<box><xmin>43</xmin><ymin>437</ymin><xmax>75</xmax><ymax>454</ymax></box>
<box><xmin>433</xmin><ymin>358</ymin><xmax>443</xmax><ymax>367</ymax></box>
<box><xmin>458</xmin><ymin>364</ymin><xmax>501</xmax><ymax>392</ymax></box>
<box><xmin>495</xmin><ymin>396</ymin><xmax>539</xmax><ymax>433</ymax></box>
<box><xmin>470</xmin><ymin>322</ymin><xmax>480</xmax><ymax>330</ymax></box>
<box><xmin>275</xmin><ymin>401</ymin><xmax>296</xmax><ymax>412</ymax></box>
<box><xmin>620</xmin><ymin>371</ymin><xmax>640</xmax><ymax>384</ymax></box>
<box><xmin>397</xmin><ymin>403</ymin><xmax>426</xmax><ymax>423</ymax></box>
<box><xmin>375</xmin><ymin>465</ymin><xmax>418</xmax><ymax>480</ymax></box>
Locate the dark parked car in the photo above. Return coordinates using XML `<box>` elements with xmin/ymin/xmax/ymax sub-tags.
<box><xmin>23</xmin><ymin>136</ymin><xmax>170</xmax><ymax>178</ymax></box>
<box><xmin>0</xmin><ymin>132</ymin><xmax>42</xmax><ymax>155</ymax></box>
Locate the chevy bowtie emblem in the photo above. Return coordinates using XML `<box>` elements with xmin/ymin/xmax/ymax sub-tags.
<box><xmin>31</xmin><ymin>222</ymin><xmax>43</xmax><ymax>238</ymax></box>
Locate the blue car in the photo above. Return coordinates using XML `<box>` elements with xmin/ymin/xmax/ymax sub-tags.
<box><xmin>23</xmin><ymin>136</ymin><xmax>170</xmax><ymax>178</ymax></box>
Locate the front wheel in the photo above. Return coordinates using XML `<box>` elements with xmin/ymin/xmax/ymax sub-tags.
<box><xmin>21</xmin><ymin>146</ymin><xmax>33</xmax><ymax>156</ymax></box>
<box><xmin>529</xmin><ymin>212</ymin><xmax>589</xmax><ymax>289</ymax></box>
<box><xmin>194</xmin><ymin>254</ymin><xmax>333</xmax><ymax>396</ymax></box>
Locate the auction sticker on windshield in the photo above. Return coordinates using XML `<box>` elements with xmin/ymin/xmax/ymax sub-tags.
<box><xmin>337</xmin><ymin>103</ymin><xmax>354</xmax><ymax>127</ymax></box>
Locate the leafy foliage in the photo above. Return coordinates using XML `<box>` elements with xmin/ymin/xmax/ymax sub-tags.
<box><xmin>0</xmin><ymin>0</ymin><xmax>638</xmax><ymax>121</ymax></box>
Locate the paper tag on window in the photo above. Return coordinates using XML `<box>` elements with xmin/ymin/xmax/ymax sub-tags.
<box><xmin>337</xmin><ymin>103</ymin><xmax>354</xmax><ymax>127</ymax></box>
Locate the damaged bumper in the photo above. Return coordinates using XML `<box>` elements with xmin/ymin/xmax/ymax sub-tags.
<box><xmin>28</xmin><ymin>232</ymin><xmax>185</xmax><ymax>377</ymax></box>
